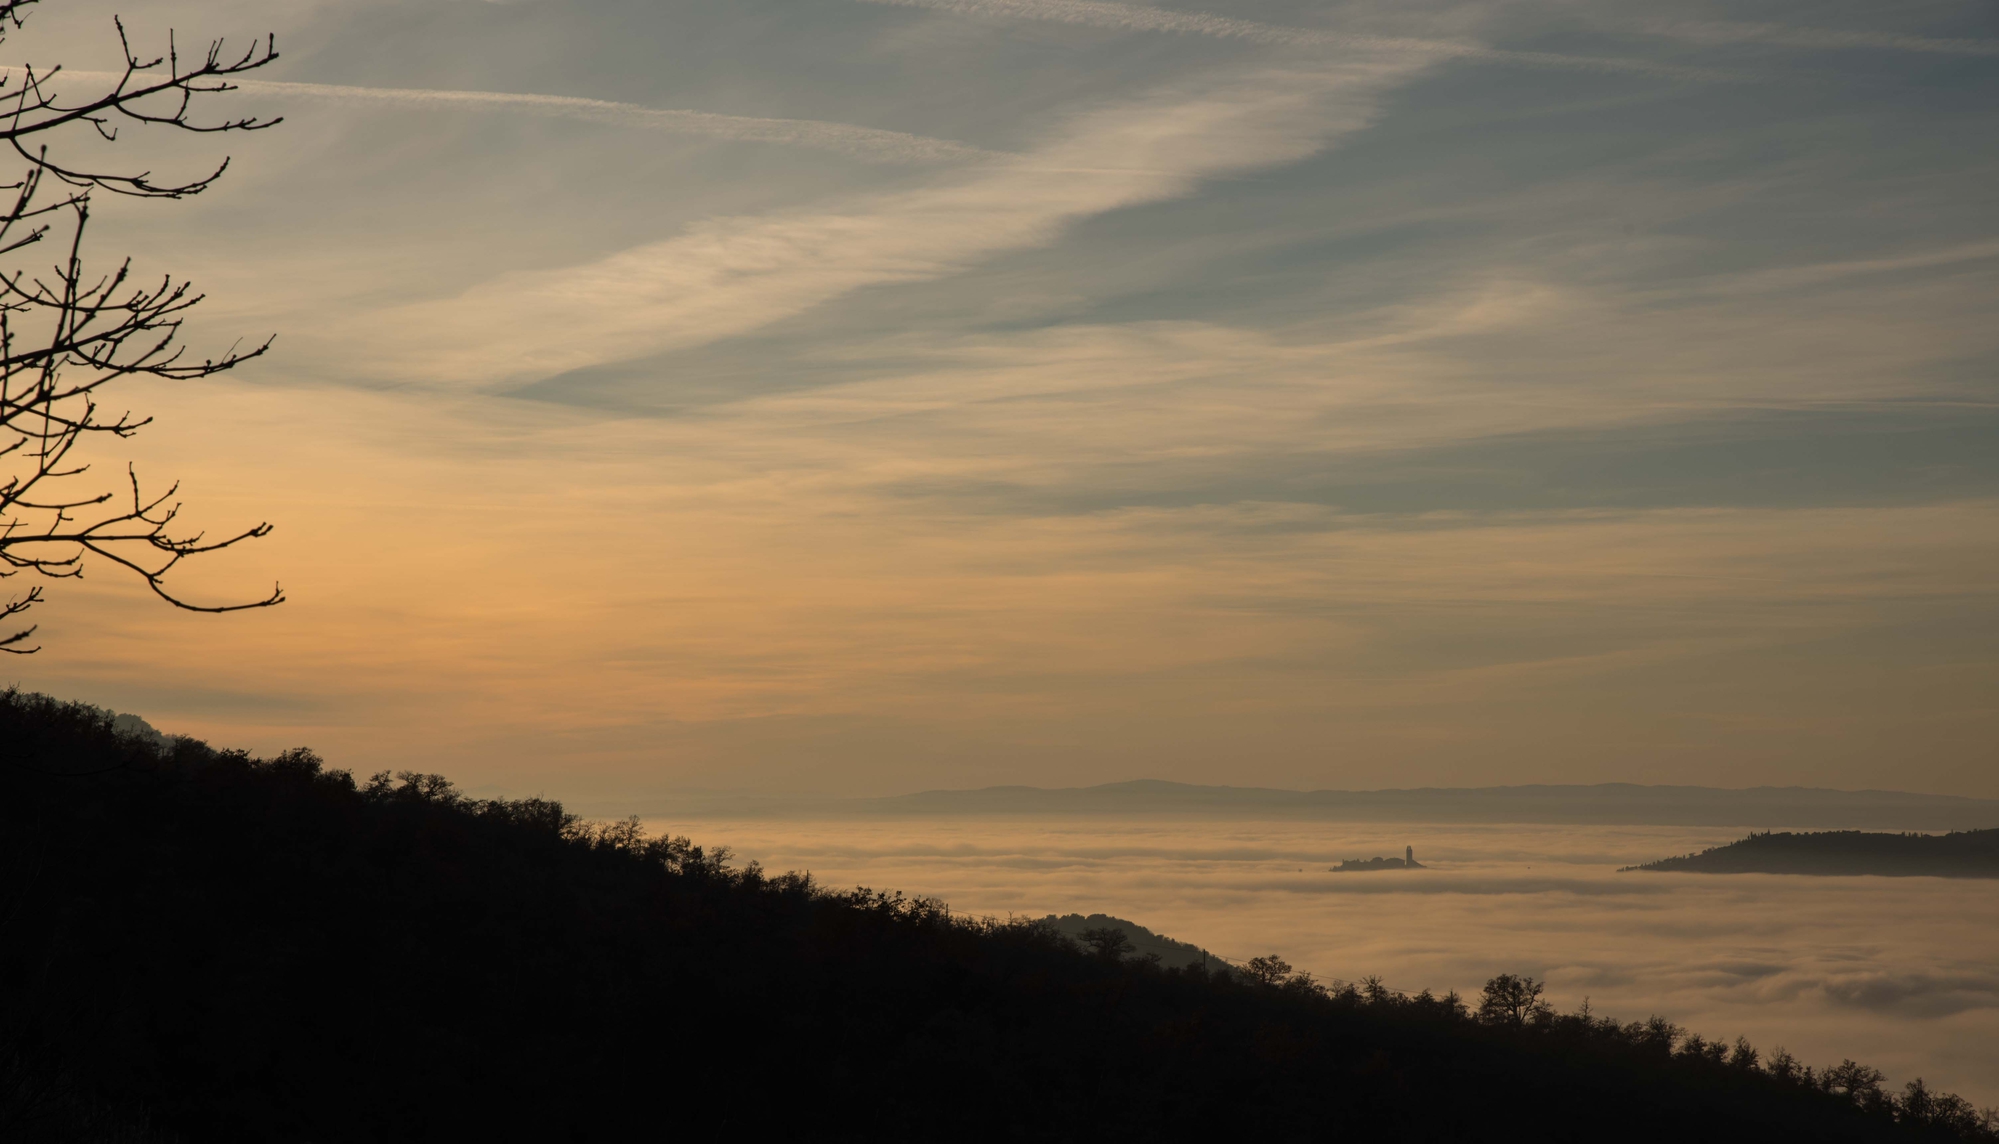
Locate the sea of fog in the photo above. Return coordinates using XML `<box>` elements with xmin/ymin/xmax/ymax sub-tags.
<box><xmin>646</xmin><ymin>815</ymin><xmax>1999</xmax><ymax>1105</ymax></box>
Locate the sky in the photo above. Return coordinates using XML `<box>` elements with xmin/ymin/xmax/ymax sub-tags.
<box><xmin>8</xmin><ymin>0</ymin><xmax>1998</xmax><ymax>802</ymax></box>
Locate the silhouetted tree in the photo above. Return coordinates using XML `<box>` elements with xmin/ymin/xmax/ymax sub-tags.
<box><xmin>1823</xmin><ymin>1060</ymin><xmax>1891</xmax><ymax>1112</ymax></box>
<box><xmin>1244</xmin><ymin>955</ymin><xmax>1293</xmax><ymax>986</ymax></box>
<box><xmin>1079</xmin><ymin>926</ymin><xmax>1133</xmax><ymax>960</ymax></box>
<box><xmin>1478</xmin><ymin>972</ymin><xmax>1552</xmax><ymax>1025</ymax></box>
<box><xmin>1902</xmin><ymin>1079</ymin><xmax>1996</xmax><ymax>1135</ymax></box>
<box><xmin>0</xmin><ymin>0</ymin><xmax>282</xmax><ymax>653</ymax></box>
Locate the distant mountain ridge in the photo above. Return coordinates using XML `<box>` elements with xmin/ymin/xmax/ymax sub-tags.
<box><xmin>866</xmin><ymin>780</ymin><xmax>1999</xmax><ymax>829</ymax></box>
<box><xmin>660</xmin><ymin>779</ymin><xmax>1999</xmax><ymax>831</ymax></box>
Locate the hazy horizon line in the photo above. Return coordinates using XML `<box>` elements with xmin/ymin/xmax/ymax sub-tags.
<box><xmin>621</xmin><ymin>776</ymin><xmax>1999</xmax><ymax>804</ymax></box>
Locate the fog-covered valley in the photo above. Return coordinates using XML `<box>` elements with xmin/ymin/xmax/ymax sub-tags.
<box><xmin>663</xmin><ymin>814</ymin><xmax>1999</xmax><ymax>1104</ymax></box>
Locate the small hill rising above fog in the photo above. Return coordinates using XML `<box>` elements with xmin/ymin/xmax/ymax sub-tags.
<box><xmin>1042</xmin><ymin>913</ymin><xmax>1220</xmax><ymax>970</ymax></box>
<box><xmin>1629</xmin><ymin>829</ymin><xmax>1999</xmax><ymax>878</ymax></box>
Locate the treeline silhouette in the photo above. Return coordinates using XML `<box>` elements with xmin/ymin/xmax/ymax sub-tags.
<box><xmin>3</xmin><ymin>690</ymin><xmax>1993</xmax><ymax>1142</ymax></box>
<box><xmin>1631</xmin><ymin>829</ymin><xmax>1999</xmax><ymax>877</ymax></box>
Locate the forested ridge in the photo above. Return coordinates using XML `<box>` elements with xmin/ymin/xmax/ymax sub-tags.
<box><xmin>1631</xmin><ymin>829</ymin><xmax>1999</xmax><ymax>877</ymax></box>
<box><xmin>3</xmin><ymin>689</ymin><xmax>1993</xmax><ymax>1142</ymax></box>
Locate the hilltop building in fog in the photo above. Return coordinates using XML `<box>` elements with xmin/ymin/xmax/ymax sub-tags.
<box><xmin>1331</xmin><ymin>846</ymin><xmax>1424</xmax><ymax>873</ymax></box>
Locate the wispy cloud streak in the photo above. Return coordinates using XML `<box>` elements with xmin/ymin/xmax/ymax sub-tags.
<box><xmin>860</xmin><ymin>0</ymin><xmax>1739</xmax><ymax>81</ymax></box>
<box><xmin>1635</xmin><ymin>20</ymin><xmax>1999</xmax><ymax>58</ymax></box>
<box><xmin>346</xmin><ymin>60</ymin><xmax>1425</xmax><ymax>387</ymax></box>
<box><xmin>234</xmin><ymin>80</ymin><xmax>998</xmax><ymax>163</ymax></box>
<box><xmin>0</xmin><ymin>69</ymin><xmax>993</xmax><ymax>164</ymax></box>
<box><xmin>1681</xmin><ymin>239</ymin><xmax>1999</xmax><ymax>298</ymax></box>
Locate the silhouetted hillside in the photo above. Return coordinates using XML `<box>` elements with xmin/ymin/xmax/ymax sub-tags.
<box><xmin>3</xmin><ymin>690</ymin><xmax>1993</xmax><ymax>1142</ymax></box>
<box><xmin>1630</xmin><ymin>829</ymin><xmax>1999</xmax><ymax>877</ymax></box>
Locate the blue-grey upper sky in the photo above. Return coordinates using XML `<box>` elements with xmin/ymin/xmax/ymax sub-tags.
<box><xmin>14</xmin><ymin>0</ymin><xmax>1998</xmax><ymax>799</ymax></box>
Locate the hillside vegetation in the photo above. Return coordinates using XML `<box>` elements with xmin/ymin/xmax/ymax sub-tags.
<box><xmin>2</xmin><ymin>690</ymin><xmax>1993</xmax><ymax>1142</ymax></box>
<box><xmin>1630</xmin><ymin>830</ymin><xmax>1999</xmax><ymax>877</ymax></box>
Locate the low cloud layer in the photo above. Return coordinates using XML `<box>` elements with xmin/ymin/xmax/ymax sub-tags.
<box><xmin>663</xmin><ymin>816</ymin><xmax>1999</xmax><ymax>1104</ymax></box>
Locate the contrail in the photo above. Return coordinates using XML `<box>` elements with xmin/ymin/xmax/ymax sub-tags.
<box><xmin>1634</xmin><ymin>20</ymin><xmax>1999</xmax><ymax>58</ymax></box>
<box><xmin>233</xmin><ymin>81</ymin><xmax>1000</xmax><ymax>163</ymax></box>
<box><xmin>858</xmin><ymin>0</ymin><xmax>1742</xmax><ymax>81</ymax></box>
<box><xmin>0</xmin><ymin>69</ymin><xmax>997</xmax><ymax>164</ymax></box>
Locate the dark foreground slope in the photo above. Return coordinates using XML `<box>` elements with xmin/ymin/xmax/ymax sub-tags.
<box><xmin>1631</xmin><ymin>830</ymin><xmax>1999</xmax><ymax>877</ymax></box>
<box><xmin>3</xmin><ymin>692</ymin><xmax>1992</xmax><ymax>1143</ymax></box>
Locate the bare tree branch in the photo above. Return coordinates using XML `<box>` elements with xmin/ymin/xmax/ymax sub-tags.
<box><xmin>0</xmin><ymin>1</ymin><xmax>282</xmax><ymax>651</ymax></box>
